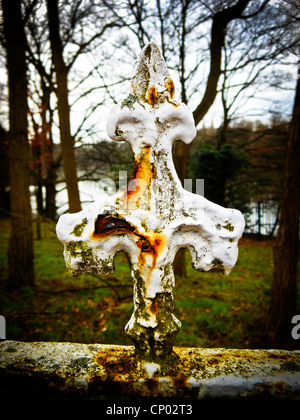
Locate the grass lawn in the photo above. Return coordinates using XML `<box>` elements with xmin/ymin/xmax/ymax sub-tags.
<box><xmin>0</xmin><ymin>217</ymin><xmax>299</xmax><ymax>350</ymax></box>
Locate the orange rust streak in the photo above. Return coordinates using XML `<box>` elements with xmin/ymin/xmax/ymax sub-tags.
<box><xmin>137</xmin><ymin>231</ymin><xmax>167</xmax><ymax>270</ymax></box>
<box><xmin>125</xmin><ymin>179</ymin><xmax>141</xmax><ymax>201</ymax></box>
<box><xmin>92</xmin><ymin>215</ymin><xmax>135</xmax><ymax>238</ymax></box>
<box><xmin>148</xmin><ymin>234</ymin><xmax>166</xmax><ymax>257</ymax></box>
<box><xmin>92</xmin><ymin>215</ymin><xmax>167</xmax><ymax>270</ymax></box>
<box><xmin>165</xmin><ymin>78</ymin><xmax>175</xmax><ymax>99</ymax></box>
<box><xmin>119</xmin><ymin>146</ymin><xmax>154</xmax><ymax>206</ymax></box>
<box><xmin>147</xmin><ymin>86</ymin><xmax>158</xmax><ymax>104</ymax></box>
<box><xmin>151</xmin><ymin>300</ymin><xmax>158</xmax><ymax>315</ymax></box>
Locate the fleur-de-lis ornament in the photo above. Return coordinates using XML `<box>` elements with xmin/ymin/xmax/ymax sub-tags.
<box><xmin>56</xmin><ymin>43</ymin><xmax>245</xmax><ymax>361</ymax></box>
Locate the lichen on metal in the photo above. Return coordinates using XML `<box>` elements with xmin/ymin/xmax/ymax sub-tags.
<box><xmin>56</xmin><ymin>42</ymin><xmax>245</xmax><ymax>361</ymax></box>
<box><xmin>1</xmin><ymin>341</ymin><xmax>300</xmax><ymax>399</ymax></box>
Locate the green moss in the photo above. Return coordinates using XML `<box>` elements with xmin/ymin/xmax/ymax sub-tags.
<box><xmin>216</xmin><ymin>222</ymin><xmax>234</xmax><ymax>232</ymax></box>
<box><xmin>98</xmin><ymin>256</ymin><xmax>115</xmax><ymax>275</ymax></box>
<box><xmin>141</xmin><ymin>220</ymin><xmax>149</xmax><ymax>232</ymax></box>
<box><xmin>133</xmin><ymin>268</ymin><xmax>146</xmax><ymax>306</ymax></box>
<box><xmin>65</xmin><ymin>240</ymin><xmax>116</xmax><ymax>276</ymax></box>
<box><xmin>223</xmin><ymin>222</ymin><xmax>234</xmax><ymax>232</ymax></box>
<box><xmin>136</xmin><ymin>61</ymin><xmax>150</xmax><ymax>102</ymax></box>
<box><xmin>65</xmin><ymin>240</ymin><xmax>93</xmax><ymax>261</ymax></box>
<box><xmin>71</xmin><ymin>218</ymin><xmax>88</xmax><ymax>237</ymax></box>
<box><xmin>211</xmin><ymin>258</ymin><xmax>225</xmax><ymax>273</ymax></box>
<box><xmin>281</xmin><ymin>361</ymin><xmax>300</xmax><ymax>372</ymax></box>
<box><xmin>115</xmin><ymin>125</ymin><xmax>124</xmax><ymax>137</ymax></box>
<box><xmin>70</xmin><ymin>357</ymin><xmax>90</xmax><ymax>368</ymax></box>
<box><xmin>121</xmin><ymin>93</ymin><xmax>138</xmax><ymax>109</ymax></box>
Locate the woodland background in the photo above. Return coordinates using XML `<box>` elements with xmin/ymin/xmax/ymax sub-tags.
<box><xmin>0</xmin><ymin>0</ymin><xmax>299</xmax><ymax>349</ymax></box>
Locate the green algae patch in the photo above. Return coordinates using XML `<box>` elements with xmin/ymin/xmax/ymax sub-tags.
<box><xmin>71</xmin><ymin>218</ymin><xmax>88</xmax><ymax>237</ymax></box>
<box><xmin>223</xmin><ymin>222</ymin><xmax>234</xmax><ymax>232</ymax></box>
<box><xmin>65</xmin><ymin>240</ymin><xmax>116</xmax><ymax>276</ymax></box>
<box><xmin>121</xmin><ymin>93</ymin><xmax>138</xmax><ymax>109</ymax></box>
<box><xmin>65</xmin><ymin>240</ymin><xmax>93</xmax><ymax>259</ymax></box>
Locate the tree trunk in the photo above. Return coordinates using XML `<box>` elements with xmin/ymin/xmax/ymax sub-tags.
<box><xmin>2</xmin><ymin>0</ymin><xmax>35</xmax><ymax>289</ymax></box>
<box><xmin>267</xmin><ymin>73</ymin><xmax>300</xmax><ymax>348</ymax></box>
<box><xmin>41</xmin><ymin>82</ymin><xmax>57</xmax><ymax>221</ymax></box>
<box><xmin>193</xmin><ymin>0</ymin><xmax>251</xmax><ymax>126</ymax></box>
<box><xmin>46</xmin><ymin>0</ymin><xmax>81</xmax><ymax>214</ymax></box>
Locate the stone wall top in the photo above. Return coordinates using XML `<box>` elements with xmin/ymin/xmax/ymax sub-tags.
<box><xmin>1</xmin><ymin>341</ymin><xmax>300</xmax><ymax>399</ymax></box>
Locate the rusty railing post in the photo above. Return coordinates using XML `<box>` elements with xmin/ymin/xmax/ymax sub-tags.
<box><xmin>56</xmin><ymin>42</ymin><xmax>245</xmax><ymax>362</ymax></box>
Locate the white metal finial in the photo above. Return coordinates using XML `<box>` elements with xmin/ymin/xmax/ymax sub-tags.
<box><xmin>56</xmin><ymin>42</ymin><xmax>245</xmax><ymax>361</ymax></box>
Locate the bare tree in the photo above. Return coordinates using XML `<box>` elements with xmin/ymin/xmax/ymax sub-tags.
<box><xmin>266</xmin><ymin>70</ymin><xmax>299</xmax><ymax>347</ymax></box>
<box><xmin>266</xmin><ymin>0</ymin><xmax>300</xmax><ymax>348</ymax></box>
<box><xmin>46</xmin><ymin>0</ymin><xmax>81</xmax><ymax>213</ymax></box>
<box><xmin>1</xmin><ymin>0</ymin><xmax>35</xmax><ymax>289</ymax></box>
<box><xmin>22</xmin><ymin>0</ymin><xmax>121</xmax><ymax>215</ymax></box>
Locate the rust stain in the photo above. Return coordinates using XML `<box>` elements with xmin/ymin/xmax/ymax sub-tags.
<box><xmin>92</xmin><ymin>144</ymin><xmax>168</xmax><ymax>291</ymax></box>
<box><xmin>275</xmin><ymin>381</ymin><xmax>289</xmax><ymax>392</ymax></box>
<box><xmin>119</xmin><ymin>146</ymin><xmax>154</xmax><ymax>208</ymax></box>
<box><xmin>137</xmin><ymin>231</ymin><xmax>167</xmax><ymax>269</ymax></box>
<box><xmin>122</xmin><ymin>176</ymin><xmax>141</xmax><ymax>202</ymax></box>
<box><xmin>173</xmin><ymin>373</ymin><xmax>187</xmax><ymax>388</ymax></box>
<box><xmin>92</xmin><ymin>212</ymin><xmax>167</xmax><ymax>272</ymax></box>
<box><xmin>165</xmin><ymin>78</ymin><xmax>175</xmax><ymax>99</ymax></box>
<box><xmin>151</xmin><ymin>300</ymin><xmax>158</xmax><ymax>315</ymax></box>
<box><xmin>93</xmin><ymin>215</ymin><xmax>135</xmax><ymax>237</ymax></box>
<box><xmin>147</xmin><ymin>86</ymin><xmax>158</xmax><ymax>104</ymax></box>
<box><xmin>88</xmin><ymin>346</ymin><xmax>300</xmax><ymax>398</ymax></box>
<box><xmin>96</xmin><ymin>348</ymin><xmax>136</xmax><ymax>375</ymax></box>
<box><xmin>136</xmin><ymin>231</ymin><xmax>167</xmax><ymax>293</ymax></box>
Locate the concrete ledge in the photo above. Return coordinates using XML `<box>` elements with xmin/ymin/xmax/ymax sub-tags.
<box><xmin>0</xmin><ymin>340</ymin><xmax>300</xmax><ymax>399</ymax></box>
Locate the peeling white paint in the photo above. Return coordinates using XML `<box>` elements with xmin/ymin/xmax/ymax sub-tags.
<box><xmin>143</xmin><ymin>362</ymin><xmax>161</xmax><ymax>378</ymax></box>
<box><xmin>56</xmin><ymin>42</ymin><xmax>245</xmax><ymax>358</ymax></box>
